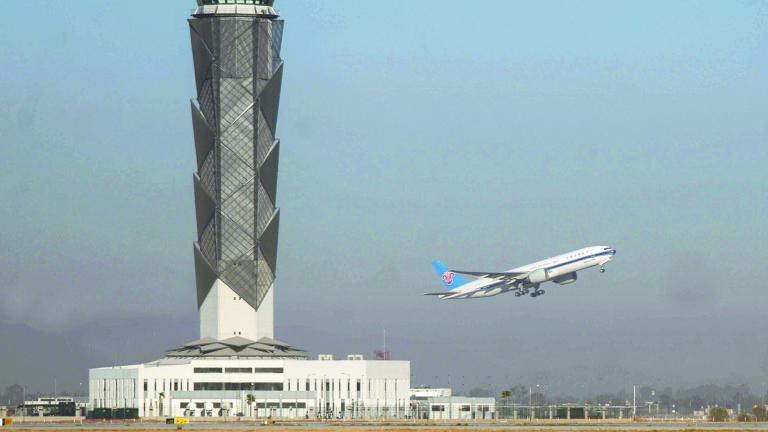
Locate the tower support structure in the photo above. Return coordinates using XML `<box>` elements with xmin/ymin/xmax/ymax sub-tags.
<box><xmin>189</xmin><ymin>0</ymin><xmax>284</xmax><ymax>340</ymax></box>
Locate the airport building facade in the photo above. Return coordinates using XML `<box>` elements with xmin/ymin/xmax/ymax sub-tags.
<box><xmin>89</xmin><ymin>339</ymin><xmax>410</xmax><ymax>419</ymax></box>
<box><xmin>88</xmin><ymin>0</ymin><xmax>411</xmax><ymax>419</ymax></box>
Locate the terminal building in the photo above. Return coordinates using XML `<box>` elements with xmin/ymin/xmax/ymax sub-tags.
<box><xmin>90</xmin><ymin>341</ymin><xmax>409</xmax><ymax>418</ymax></box>
<box><xmin>89</xmin><ymin>0</ymin><xmax>410</xmax><ymax>419</ymax></box>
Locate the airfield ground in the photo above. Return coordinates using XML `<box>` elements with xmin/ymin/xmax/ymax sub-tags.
<box><xmin>5</xmin><ymin>420</ymin><xmax>768</xmax><ymax>432</ymax></box>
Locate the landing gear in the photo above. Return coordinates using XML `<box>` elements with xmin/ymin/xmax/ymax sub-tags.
<box><xmin>600</xmin><ymin>267</ymin><xmax>606</xmax><ymax>273</ymax></box>
<box><xmin>530</xmin><ymin>289</ymin><xmax>545</xmax><ymax>298</ymax></box>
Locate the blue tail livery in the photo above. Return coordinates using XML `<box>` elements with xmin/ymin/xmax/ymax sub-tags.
<box><xmin>431</xmin><ymin>261</ymin><xmax>470</xmax><ymax>290</ymax></box>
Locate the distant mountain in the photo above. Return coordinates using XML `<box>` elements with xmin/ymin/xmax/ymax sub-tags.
<box><xmin>0</xmin><ymin>317</ymin><xmax>484</xmax><ymax>395</ymax></box>
<box><xmin>0</xmin><ymin>316</ymin><xmax>197</xmax><ymax>393</ymax></box>
<box><xmin>3</xmin><ymin>315</ymin><xmax>766</xmax><ymax>398</ymax></box>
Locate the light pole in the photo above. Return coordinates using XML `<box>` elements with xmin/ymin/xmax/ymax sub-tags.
<box><xmin>529</xmin><ymin>386</ymin><xmax>532</xmax><ymax>420</ymax></box>
<box><xmin>340</xmin><ymin>373</ymin><xmax>351</xmax><ymax>419</ymax></box>
<box><xmin>633</xmin><ymin>385</ymin><xmax>637</xmax><ymax>420</ymax></box>
<box><xmin>447</xmin><ymin>374</ymin><xmax>451</xmax><ymax>421</ymax></box>
<box><xmin>529</xmin><ymin>384</ymin><xmax>541</xmax><ymax>420</ymax></box>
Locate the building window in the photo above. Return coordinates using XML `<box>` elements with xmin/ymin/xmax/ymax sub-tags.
<box><xmin>193</xmin><ymin>383</ymin><xmax>223</xmax><ymax>391</ymax></box>
<box><xmin>201</xmin><ymin>382</ymin><xmax>284</xmax><ymax>391</ymax></box>
<box><xmin>253</xmin><ymin>367</ymin><xmax>283</xmax><ymax>373</ymax></box>
<box><xmin>193</xmin><ymin>367</ymin><xmax>223</xmax><ymax>373</ymax></box>
<box><xmin>224</xmin><ymin>367</ymin><xmax>252</xmax><ymax>373</ymax></box>
<box><xmin>431</xmin><ymin>405</ymin><xmax>445</xmax><ymax>412</ymax></box>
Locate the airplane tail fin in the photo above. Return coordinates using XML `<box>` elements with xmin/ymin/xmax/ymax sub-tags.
<box><xmin>431</xmin><ymin>261</ymin><xmax>470</xmax><ymax>291</ymax></box>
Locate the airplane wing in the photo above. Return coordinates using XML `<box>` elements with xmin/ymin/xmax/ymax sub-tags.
<box><xmin>450</xmin><ymin>270</ymin><xmax>528</xmax><ymax>280</ymax></box>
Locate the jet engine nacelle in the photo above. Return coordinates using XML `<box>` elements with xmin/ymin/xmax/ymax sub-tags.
<box><xmin>528</xmin><ymin>268</ymin><xmax>549</xmax><ymax>283</ymax></box>
<box><xmin>553</xmin><ymin>272</ymin><xmax>577</xmax><ymax>285</ymax></box>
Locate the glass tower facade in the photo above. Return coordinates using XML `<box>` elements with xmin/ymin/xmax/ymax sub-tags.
<box><xmin>189</xmin><ymin>2</ymin><xmax>283</xmax><ymax>338</ymax></box>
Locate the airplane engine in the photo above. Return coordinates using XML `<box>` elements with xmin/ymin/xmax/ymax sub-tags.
<box><xmin>528</xmin><ymin>268</ymin><xmax>549</xmax><ymax>283</ymax></box>
<box><xmin>553</xmin><ymin>272</ymin><xmax>577</xmax><ymax>285</ymax></box>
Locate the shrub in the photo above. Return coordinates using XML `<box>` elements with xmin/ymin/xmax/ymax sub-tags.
<box><xmin>753</xmin><ymin>405</ymin><xmax>768</xmax><ymax>422</ymax></box>
<box><xmin>709</xmin><ymin>407</ymin><xmax>729</xmax><ymax>422</ymax></box>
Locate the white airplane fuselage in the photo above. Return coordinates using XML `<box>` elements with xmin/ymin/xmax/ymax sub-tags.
<box><xmin>441</xmin><ymin>246</ymin><xmax>616</xmax><ymax>299</ymax></box>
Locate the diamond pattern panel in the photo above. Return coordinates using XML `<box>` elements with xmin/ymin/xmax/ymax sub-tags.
<box><xmin>199</xmin><ymin>149</ymin><xmax>217</xmax><ymax>199</ymax></box>
<box><xmin>194</xmin><ymin>174</ymin><xmax>216</xmax><ymax>238</ymax></box>
<box><xmin>270</xmin><ymin>20</ymin><xmax>284</xmax><ymax>71</ymax></box>
<box><xmin>216</xmin><ymin>19</ymin><xmax>255</xmax><ymax>79</ymax></box>
<box><xmin>256</xmin><ymin>182</ymin><xmax>274</xmax><ymax>236</ymax></box>
<box><xmin>223</xmin><ymin>108</ymin><xmax>254</xmax><ymax>160</ymax></box>
<box><xmin>233</xmin><ymin>21</ymin><xmax>255</xmax><ymax>77</ymax></box>
<box><xmin>219</xmin><ymin>78</ymin><xmax>253</xmax><ymax>129</ymax></box>
<box><xmin>191</xmin><ymin>101</ymin><xmax>215</xmax><ymax>169</ymax></box>
<box><xmin>256</xmin><ymin>20</ymin><xmax>273</xmax><ymax>81</ymax></box>
<box><xmin>194</xmin><ymin>243</ymin><xmax>218</xmax><ymax>308</ymax></box>
<box><xmin>255</xmin><ymin>109</ymin><xmax>274</xmax><ymax>167</ymax></box>
<box><xmin>258</xmin><ymin>63</ymin><xmax>282</xmax><ymax>136</ymax></box>
<box><xmin>199</xmin><ymin>79</ymin><xmax>216</xmax><ymax>127</ymax></box>
<box><xmin>258</xmin><ymin>209</ymin><xmax>279</xmax><ymax>276</ymax></box>
<box><xmin>189</xmin><ymin>24</ymin><xmax>214</xmax><ymax>94</ymax></box>
<box><xmin>255</xmin><ymin>248</ymin><xmax>274</xmax><ymax>304</ymax></box>
<box><xmin>215</xmin><ymin>19</ymin><xmax>238</xmax><ymax>77</ymax></box>
<box><xmin>200</xmin><ymin>218</ymin><xmax>218</xmax><ymax>266</ymax></box>
<box><xmin>225</xmin><ymin>180</ymin><xmax>255</xmax><ymax>235</ymax></box>
<box><xmin>218</xmin><ymin>212</ymin><xmax>254</xmax><ymax>262</ymax></box>
<box><xmin>219</xmin><ymin>143</ymin><xmax>253</xmax><ymax>200</ymax></box>
<box><xmin>259</xmin><ymin>140</ymin><xmax>279</xmax><ymax>205</ymax></box>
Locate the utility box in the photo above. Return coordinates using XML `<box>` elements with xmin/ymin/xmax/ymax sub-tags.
<box><xmin>2</xmin><ymin>418</ymin><xmax>13</xmax><ymax>426</ymax></box>
<box><xmin>166</xmin><ymin>418</ymin><xmax>188</xmax><ymax>425</ymax></box>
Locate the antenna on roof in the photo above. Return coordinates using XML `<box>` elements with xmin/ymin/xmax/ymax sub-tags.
<box><xmin>374</xmin><ymin>328</ymin><xmax>390</xmax><ymax>360</ymax></box>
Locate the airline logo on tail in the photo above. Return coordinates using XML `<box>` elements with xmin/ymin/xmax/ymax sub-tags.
<box><xmin>432</xmin><ymin>261</ymin><xmax>470</xmax><ymax>291</ymax></box>
<box><xmin>441</xmin><ymin>271</ymin><xmax>456</xmax><ymax>286</ymax></box>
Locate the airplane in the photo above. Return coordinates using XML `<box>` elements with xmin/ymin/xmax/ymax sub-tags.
<box><xmin>425</xmin><ymin>246</ymin><xmax>616</xmax><ymax>299</ymax></box>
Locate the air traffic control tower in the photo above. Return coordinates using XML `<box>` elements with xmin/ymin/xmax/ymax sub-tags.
<box><xmin>189</xmin><ymin>0</ymin><xmax>283</xmax><ymax>341</ymax></box>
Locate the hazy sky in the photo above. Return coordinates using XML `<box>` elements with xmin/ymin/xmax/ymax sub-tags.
<box><xmin>1</xmin><ymin>0</ymin><xmax>767</xmax><ymax>394</ymax></box>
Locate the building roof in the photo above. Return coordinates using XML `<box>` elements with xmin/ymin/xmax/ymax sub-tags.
<box><xmin>165</xmin><ymin>336</ymin><xmax>307</xmax><ymax>359</ymax></box>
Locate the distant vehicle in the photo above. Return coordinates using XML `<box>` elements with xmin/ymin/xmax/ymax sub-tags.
<box><xmin>426</xmin><ymin>246</ymin><xmax>616</xmax><ymax>299</ymax></box>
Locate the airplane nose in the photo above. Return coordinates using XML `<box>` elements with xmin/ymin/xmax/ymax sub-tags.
<box><xmin>611</xmin><ymin>249</ymin><xmax>617</xmax><ymax>255</ymax></box>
